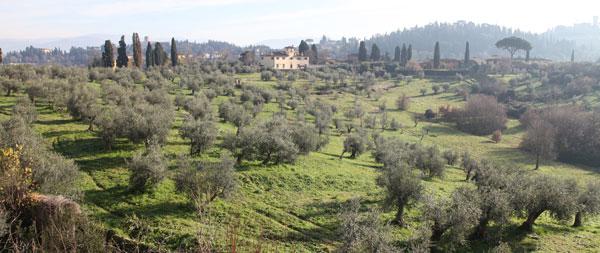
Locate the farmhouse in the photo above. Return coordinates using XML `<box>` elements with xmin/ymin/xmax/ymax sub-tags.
<box><xmin>260</xmin><ymin>46</ymin><xmax>309</xmax><ymax>70</ymax></box>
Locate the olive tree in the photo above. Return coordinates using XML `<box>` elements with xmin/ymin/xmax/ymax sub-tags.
<box><xmin>179</xmin><ymin>117</ymin><xmax>217</xmax><ymax>155</ymax></box>
<box><xmin>12</xmin><ymin>98</ymin><xmax>37</xmax><ymax>124</ymax></box>
<box><xmin>175</xmin><ymin>152</ymin><xmax>236</xmax><ymax>213</ymax></box>
<box><xmin>338</xmin><ymin>199</ymin><xmax>395</xmax><ymax>253</ymax></box>
<box><xmin>1</xmin><ymin>78</ymin><xmax>20</xmax><ymax>96</ymax></box>
<box><xmin>184</xmin><ymin>93</ymin><xmax>212</xmax><ymax>120</ymax></box>
<box><xmin>377</xmin><ymin>163</ymin><xmax>423</xmax><ymax>226</ymax></box>
<box><xmin>340</xmin><ymin>131</ymin><xmax>368</xmax><ymax>159</ymax></box>
<box><xmin>422</xmin><ymin>188</ymin><xmax>482</xmax><ymax>249</ymax></box>
<box><xmin>573</xmin><ymin>182</ymin><xmax>600</xmax><ymax>227</ymax></box>
<box><xmin>514</xmin><ymin>175</ymin><xmax>578</xmax><ymax>232</ymax></box>
<box><xmin>128</xmin><ymin>141</ymin><xmax>167</xmax><ymax>192</ymax></box>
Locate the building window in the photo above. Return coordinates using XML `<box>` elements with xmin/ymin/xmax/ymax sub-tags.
<box><xmin>298</xmin><ymin>64</ymin><xmax>301</xmax><ymax>68</ymax></box>
<box><xmin>276</xmin><ymin>64</ymin><xmax>279</xmax><ymax>68</ymax></box>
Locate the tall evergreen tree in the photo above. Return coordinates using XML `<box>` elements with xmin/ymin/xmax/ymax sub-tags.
<box><xmin>370</xmin><ymin>43</ymin><xmax>381</xmax><ymax>61</ymax></box>
<box><xmin>400</xmin><ymin>44</ymin><xmax>407</xmax><ymax>66</ymax></box>
<box><xmin>145</xmin><ymin>42</ymin><xmax>154</xmax><ymax>68</ymax></box>
<box><xmin>526</xmin><ymin>50</ymin><xmax>530</xmax><ymax>62</ymax></box>
<box><xmin>407</xmin><ymin>44</ymin><xmax>413</xmax><ymax>61</ymax></box>
<box><xmin>309</xmin><ymin>44</ymin><xmax>318</xmax><ymax>64</ymax></box>
<box><xmin>171</xmin><ymin>37</ymin><xmax>178</xmax><ymax>67</ymax></box>
<box><xmin>102</xmin><ymin>40</ymin><xmax>115</xmax><ymax>68</ymax></box>
<box><xmin>116</xmin><ymin>35</ymin><xmax>128</xmax><ymax>68</ymax></box>
<box><xmin>154</xmin><ymin>42</ymin><xmax>167</xmax><ymax>66</ymax></box>
<box><xmin>358</xmin><ymin>41</ymin><xmax>368</xmax><ymax>62</ymax></box>
<box><xmin>571</xmin><ymin>49</ymin><xmax>575</xmax><ymax>63</ymax></box>
<box><xmin>464</xmin><ymin>41</ymin><xmax>470</xmax><ymax>66</ymax></box>
<box><xmin>393</xmin><ymin>46</ymin><xmax>401</xmax><ymax>62</ymax></box>
<box><xmin>433</xmin><ymin>41</ymin><xmax>441</xmax><ymax>69</ymax></box>
<box><xmin>298</xmin><ymin>40</ymin><xmax>310</xmax><ymax>56</ymax></box>
<box><xmin>0</xmin><ymin>48</ymin><xmax>3</xmax><ymax>64</ymax></box>
<box><xmin>132</xmin><ymin>33</ymin><xmax>142</xmax><ymax>68</ymax></box>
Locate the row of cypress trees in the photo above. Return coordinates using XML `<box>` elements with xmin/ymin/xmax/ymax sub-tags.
<box><xmin>357</xmin><ymin>41</ymin><xmax>472</xmax><ymax>69</ymax></box>
<box><xmin>101</xmin><ymin>34</ymin><xmax>178</xmax><ymax>68</ymax></box>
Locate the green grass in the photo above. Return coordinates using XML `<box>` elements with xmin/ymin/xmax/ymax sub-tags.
<box><xmin>2</xmin><ymin>74</ymin><xmax>600</xmax><ymax>252</ymax></box>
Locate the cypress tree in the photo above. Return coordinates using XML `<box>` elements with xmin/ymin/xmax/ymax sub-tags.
<box><xmin>433</xmin><ymin>42</ymin><xmax>440</xmax><ymax>69</ymax></box>
<box><xmin>358</xmin><ymin>41</ymin><xmax>368</xmax><ymax>62</ymax></box>
<box><xmin>0</xmin><ymin>48</ymin><xmax>3</xmax><ymax>64</ymax></box>
<box><xmin>299</xmin><ymin>40</ymin><xmax>310</xmax><ymax>56</ymax></box>
<box><xmin>154</xmin><ymin>42</ymin><xmax>167</xmax><ymax>66</ymax></box>
<box><xmin>400</xmin><ymin>44</ymin><xmax>407</xmax><ymax>66</ymax></box>
<box><xmin>571</xmin><ymin>49</ymin><xmax>575</xmax><ymax>63</ymax></box>
<box><xmin>309</xmin><ymin>44</ymin><xmax>318</xmax><ymax>64</ymax></box>
<box><xmin>526</xmin><ymin>50</ymin><xmax>530</xmax><ymax>62</ymax></box>
<box><xmin>102</xmin><ymin>40</ymin><xmax>115</xmax><ymax>68</ymax></box>
<box><xmin>394</xmin><ymin>46</ymin><xmax>401</xmax><ymax>62</ymax></box>
<box><xmin>116</xmin><ymin>35</ymin><xmax>128</xmax><ymax>68</ymax></box>
<box><xmin>132</xmin><ymin>33</ymin><xmax>142</xmax><ymax>68</ymax></box>
<box><xmin>171</xmin><ymin>37</ymin><xmax>178</xmax><ymax>67</ymax></box>
<box><xmin>464</xmin><ymin>41</ymin><xmax>470</xmax><ymax>66</ymax></box>
<box><xmin>146</xmin><ymin>42</ymin><xmax>154</xmax><ymax>68</ymax></box>
<box><xmin>407</xmin><ymin>44</ymin><xmax>413</xmax><ymax>61</ymax></box>
<box><xmin>370</xmin><ymin>43</ymin><xmax>381</xmax><ymax>61</ymax></box>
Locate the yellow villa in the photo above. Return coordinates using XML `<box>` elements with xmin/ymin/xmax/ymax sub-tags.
<box><xmin>260</xmin><ymin>46</ymin><xmax>309</xmax><ymax>70</ymax></box>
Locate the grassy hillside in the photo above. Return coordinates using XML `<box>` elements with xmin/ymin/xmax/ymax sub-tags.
<box><xmin>1</xmin><ymin>73</ymin><xmax>599</xmax><ymax>252</ymax></box>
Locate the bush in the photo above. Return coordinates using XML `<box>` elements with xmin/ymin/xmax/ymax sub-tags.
<box><xmin>396</xmin><ymin>93</ymin><xmax>410</xmax><ymax>111</ymax></box>
<box><xmin>442</xmin><ymin>150</ymin><xmax>459</xmax><ymax>165</ymax></box>
<box><xmin>390</xmin><ymin>118</ymin><xmax>401</xmax><ymax>131</ymax></box>
<box><xmin>452</xmin><ymin>95</ymin><xmax>507</xmax><ymax>135</ymax></box>
<box><xmin>491</xmin><ymin>130</ymin><xmax>502</xmax><ymax>143</ymax></box>
<box><xmin>12</xmin><ymin>98</ymin><xmax>37</xmax><ymax>124</ymax></box>
<box><xmin>260</xmin><ymin>71</ymin><xmax>272</xmax><ymax>81</ymax></box>
<box><xmin>128</xmin><ymin>142</ymin><xmax>167</xmax><ymax>192</ymax></box>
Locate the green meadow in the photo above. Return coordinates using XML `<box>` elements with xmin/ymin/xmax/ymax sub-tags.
<box><xmin>1</xmin><ymin>73</ymin><xmax>599</xmax><ymax>252</ymax></box>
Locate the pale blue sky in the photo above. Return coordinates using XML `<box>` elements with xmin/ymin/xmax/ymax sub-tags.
<box><xmin>1</xmin><ymin>0</ymin><xmax>598</xmax><ymax>45</ymax></box>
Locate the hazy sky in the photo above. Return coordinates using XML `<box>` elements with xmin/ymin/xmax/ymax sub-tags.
<box><xmin>1</xmin><ymin>0</ymin><xmax>599</xmax><ymax>45</ymax></box>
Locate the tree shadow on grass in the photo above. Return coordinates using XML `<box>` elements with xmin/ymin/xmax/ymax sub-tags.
<box><xmin>35</xmin><ymin>118</ymin><xmax>76</xmax><ymax>125</ymax></box>
<box><xmin>77</xmin><ymin>155</ymin><xmax>129</xmax><ymax>172</ymax></box>
<box><xmin>41</xmin><ymin>129</ymin><xmax>85</xmax><ymax>138</ymax></box>
<box><xmin>54</xmin><ymin>137</ymin><xmax>138</xmax><ymax>159</ymax></box>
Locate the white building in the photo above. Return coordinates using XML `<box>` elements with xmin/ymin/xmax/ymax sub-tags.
<box><xmin>260</xmin><ymin>46</ymin><xmax>309</xmax><ymax>70</ymax></box>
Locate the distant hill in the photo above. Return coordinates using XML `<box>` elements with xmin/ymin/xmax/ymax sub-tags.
<box><xmin>361</xmin><ymin>21</ymin><xmax>596</xmax><ymax>62</ymax></box>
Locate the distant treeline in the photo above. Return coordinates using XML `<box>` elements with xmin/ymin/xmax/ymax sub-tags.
<box><xmin>363</xmin><ymin>22</ymin><xmax>586</xmax><ymax>61</ymax></box>
<box><xmin>3</xmin><ymin>40</ymin><xmax>270</xmax><ymax>66</ymax></box>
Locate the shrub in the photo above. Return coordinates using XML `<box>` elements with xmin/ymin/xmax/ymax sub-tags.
<box><xmin>442</xmin><ymin>150</ymin><xmax>459</xmax><ymax>165</ymax></box>
<box><xmin>396</xmin><ymin>93</ymin><xmax>410</xmax><ymax>111</ymax></box>
<box><xmin>390</xmin><ymin>118</ymin><xmax>401</xmax><ymax>131</ymax></box>
<box><xmin>12</xmin><ymin>98</ymin><xmax>37</xmax><ymax>124</ymax></box>
<box><xmin>452</xmin><ymin>95</ymin><xmax>507</xmax><ymax>135</ymax></box>
<box><xmin>260</xmin><ymin>71</ymin><xmax>272</xmax><ymax>81</ymax></box>
<box><xmin>491</xmin><ymin>130</ymin><xmax>502</xmax><ymax>143</ymax></box>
